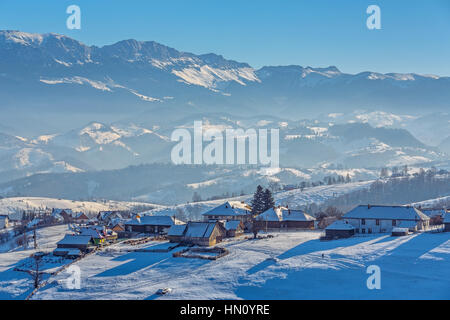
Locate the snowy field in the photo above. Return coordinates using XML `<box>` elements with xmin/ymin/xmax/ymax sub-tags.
<box><xmin>6</xmin><ymin>228</ymin><xmax>444</xmax><ymax>300</ymax></box>
<box><xmin>0</xmin><ymin>225</ymin><xmax>73</xmax><ymax>299</ymax></box>
<box><xmin>0</xmin><ymin>197</ymin><xmax>163</xmax><ymax>216</ymax></box>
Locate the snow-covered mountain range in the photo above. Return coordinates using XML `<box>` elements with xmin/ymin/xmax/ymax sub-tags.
<box><xmin>1</xmin><ymin>30</ymin><xmax>450</xmax><ymax>136</ymax></box>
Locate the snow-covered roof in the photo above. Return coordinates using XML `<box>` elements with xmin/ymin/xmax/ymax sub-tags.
<box><xmin>52</xmin><ymin>208</ymin><xmax>73</xmax><ymax>215</ymax></box>
<box><xmin>202</xmin><ymin>201</ymin><xmax>251</xmax><ymax>217</ymax></box>
<box><xmin>79</xmin><ymin>227</ymin><xmax>104</xmax><ymax>239</ymax></box>
<box><xmin>444</xmin><ymin>212</ymin><xmax>450</xmax><ymax>224</ymax></box>
<box><xmin>27</xmin><ymin>218</ymin><xmax>42</xmax><ymax>228</ymax></box>
<box><xmin>184</xmin><ymin>222</ymin><xmax>217</xmax><ymax>238</ymax></box>
<box><xmin>419</xmin><ymin>208</ymin><xmax>446</xmax><ymax>217</ymax></box>
<box><xmin>282</xmin><ymin>209</ymin><xmax>316</xmax><ymax>221</ymax></box>
<box><xmin>256</xmin><ymin>207</ymin><xmax>283</xmax><ymax>222</ymax></box>
<box><xmin>168</xmin><ymin>224</ymin><xmax>187</xmax><ymax>236</ymax></box>
<box><xmin>343</xmin><ymin>205</ymin><xmax>430</xmax><ymax>221</ymax></box>
<box><xmin>326</xmin><ymin>220</ymin><xmax>355</xmax><ymax>231</ymax></box>
<box><xmin>392</xmin><ymin>227</ymin><xmax>409</xmax><ymax>233</ymax></box>
<box><xmin>57</xmin><ymin>235</ymin><xmax>93</xmax><ymax>245</ymax></box>
<box><xmin>256</xmin><ymin>207</ymin><xmax>315</xmax><ymax>222</ymax></box>
<box><xmin>53</xmin><ymin>248</ymin><xmax>82</xmax><ymax>256</ymax></box>
<box><xmin>125</xmin><ymin>215</ymin><xmax>181</xmax><ymax>226</ymax></box>
<box><xmin>72</xmin><ymin>212</ymin><xmax>88</xmax><ymax>219</ymax></box>
<box><xmin>224</xmin><ymin>220</ymin><xmax>242</xmax><ymax>231</ymax></box>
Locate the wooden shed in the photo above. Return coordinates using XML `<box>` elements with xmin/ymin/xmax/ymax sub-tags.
<box><xmin>56</xmin><ymin>235</ymin><xmax>94</xmax><ymax>253</ymax></box>
<box><xmin>325</xmin><ymin>220</ymin><xmax>355</xmax><ymax>239</ymax></box>
<box><xmin>182</xmin><ymin>221</ymin><xmax>226</xmax><ymax>247</ymax></box>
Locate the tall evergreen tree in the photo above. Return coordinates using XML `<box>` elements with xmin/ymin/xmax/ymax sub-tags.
<box><xmin>262</xmin><ymin>188</ymin><xmax>275</xmax><ymax>212</ymax></box>
<box><xmin>251</xmin><ymin>185</ymin><xmax>265</xmax><ymax>215</ymax></box>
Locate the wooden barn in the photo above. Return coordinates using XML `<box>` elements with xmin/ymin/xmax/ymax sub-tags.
<box><xmin>255</xmin><ymin>207</ymin><xmax>316</xmax><ymax>231</ymax></box>
<box><xmin>124</xmin><ymin>215</ymin><xmax>184</xmax><ymax>235</ymax></box>
<box><xmin>167</xmin><ymin>224</ymin><xmax>188</xmax><ymax>243</ymax></box>
<box><xmin>56</xmin><ymin>235</ymin><xmax>94</xmax><ymax>253</ymax></box>
<box><xmin>180</xmin><ymin>221</ymin><xmax>226</xmax><ymax>247</ymax></box>
<box><xmin>325</xmin><ymin>220</ymin><xmax>355</xmax><ymax>239</ymax></box>
<box><xmin>73</xmin><ymin>212</ymin><xmax>90</xmax><ymax>224</ymax></box>
<box><xmin>223</xmin><ymin>220</ymin><xmax>245</xmax><ymax>238</ymax></box>
<box><xmin>52</xmin><ymin>209</ymin><xmax>73</xmax><ymax>223</ymax></box>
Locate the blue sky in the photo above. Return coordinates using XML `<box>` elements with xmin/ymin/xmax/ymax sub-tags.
<box><xmin>1</xmin><ymin>0</ymin><xmax>449</xmax><ymax>75</ymax></box>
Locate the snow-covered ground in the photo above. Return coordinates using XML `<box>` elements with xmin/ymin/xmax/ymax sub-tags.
<box><xmin>25</xmin><ymin>230</ymin><xmax>450</xmax><ymax>300</ymax></box>
<box><xmin>0</xmin><ymin>225</ymin><xmax>73</xmax><ymax>299</ymax></box>
<box><xmin>0</xmin><ymin>197</ymin><xmax>163</xmax><ymax>216</ymax></box>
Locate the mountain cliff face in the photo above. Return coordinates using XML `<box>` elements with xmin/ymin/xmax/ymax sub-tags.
<box><xmin>1</xmin><ymin>30</ymin><xmax>449</xmax><ymax>129</ymax></box>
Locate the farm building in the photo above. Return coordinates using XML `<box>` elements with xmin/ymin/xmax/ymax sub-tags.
<box><xmin>79</xmin><ymin>227</ymin><xmax>105</xmax><ymax>245</ymax></box>
<box><xmin>72</xmin><ymin>212</ymin><xmax>90</xmax><ymax>224</ymax></box>
<box><xmin>111</xmin><ymin>223</ymin><xmax>125</xmax><ymax>233</ymax></box>
<box><xmin>444</xmin><ymin>212</ymin><xmax>450</xmax><ymax>232</ymax></box>
<box><xmin>0</xmin><ymin>215</ymin><xmax>9</xmax><ymax>229</ymax></box>
<box><xmin>223</xmin><ymin>220</ymin><xmax>245</xmax><ymax>237</ymax></box>
<box><xmin>255</xmin><ymin>207</ymin><xmax>316</xmax><ymax>230</ymax></box>
<box><xmin>341</xmin><ymin>205</ymin><xmax>430</xmax><ymax>234</ymax></box>
<box><xmin>98</xmin><ymin>211</ymin><xmax>124</xmax><ymax>224</ymax></box>
<box><xmin>420</xmin><ymin>208</ymin><xmax>446</xmax><ymax>218</ymax></box>
<box><xmin>325</xmin><ymin>220</ymin><xmax>355</xmax><ymax>239</ymax></box>
<box><xmin>392</xmin><ymin>228</ymin><xmax>409</xmax><ymax>236</ymax></box>
<box><xmin>168</xmin><ymin>221</ymin><xmax>226</xmax><ymax>246</ymax></box>
<box><xmin>124</xmin><ymin>215</ymin><xmax>184</xmax><ymax>235</ymax></box>
<box><xmin>53</xmin><ymin>248</ymin><xmax>82</xmax><ymax>259</ymax></box>
<box><xmin>167</xmin><ymin>224</ymin><xmax>188</xmax><ymax>243</ymax></box>
<box><xmin>183</xmin><ymin>221</ymin><xmax>226</xmax><ymax>246</ymax></box>
<box><xmin>202</xmin><ymin>201</ymin><xmax>253</xmax><ymax>222</ymax></box>
<box><xmin>56</xmin><ymin>235</ymin><xmax>94</xmax><ymax>253</ymax></box>
<box><xmin>52</xmin><ymin>209</ymin><xmax>73</xmax><ymax>223</ymax></box>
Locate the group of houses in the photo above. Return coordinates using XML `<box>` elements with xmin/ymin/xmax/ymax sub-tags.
<box><xmin>54</xmin><ymin>224</ymin><xmax>119</xmax><ymax>258</ymax></box>
<box><xmin>18</xmin><ymin>199</ymin><xmax>447</xmax><ymax>259</ymax></box>
<box><xmin>324</xmin><ymin>205</ymin><xmax>442</xmax><ymax>239</ymax></box>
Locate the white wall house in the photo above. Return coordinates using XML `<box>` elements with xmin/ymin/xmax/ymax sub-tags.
<box><xmin>0</xmin><ymin>215</ymin><xmax>10</xmax><ymax>229</ymax></box>
<box><xmin>342</xmin><ymin>205</ymin><xmax>430</xmax><ymax>234</ymax></box>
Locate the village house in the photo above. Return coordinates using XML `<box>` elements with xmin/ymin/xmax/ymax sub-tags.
<box><xmin>223</xmin><ymin>220</ymin><xmax>245</xmax><ymax>238</ymax></box>
<box><xmin>52</xmin><ymin>209</ymin><xmax>73</xmax><ymax>223</ymax></box>
<box><xmin>167</xmin><ymin>224</ymin><xmax>188</xmax><ymax>243</ymax></box>
<box><xmin>202</xmin><ymin>201</ymin><xmax>253</xmax><ymax>223</ymax></box>
<box><xmin>97</xmin><ymin>211</ymin><xmax>124</xmax><ymax>224</ymax></box>
<box><xmin>325</xmin><ymin>220</ymin><xmax>355</xmax><ymax>239</ymax></box>
<box><xmin>255</xmin><ymin>206</ymin><xmax>316</xmax><ymax>231</ymax></box>
<box><xmin>167</xmin><ymin>221</ymin><xmax>226</xmax><ymax>246</ymax></box>
<box><xmin>55</xmin><ymin>235</ymin><xmax>94</xmax><ymax>255</ymax></box>
<box><xmin>444</xmin><ymin>212</ymin><xmax>450</xmax><ymax>232</ymax></box>
<box><xmin>79</xmin><ymin>227</ymin><xmax>106</xmax><ymax>245</ymax></box>
<box><xmin>183</xmin><ymin>221</ymin><xmax>226</xmax><ymax>246</ymax></box>
<box><xmin>0</xmin><ymin>215</ymin><xmax>9</xmax><ymax>229</ymax></box>
<box><xmin>111</xmin><ymin>222</ymin><xmax>125</xmax><ymax>233</ymax></box>
<box><xmin>341</xmin><ymin>205</ymin><xmax>430</xmax><ymax>234</ymax></box>
<box><xmin>72</xmin><ymin>212</ymin><xmax>90</xmax><ymax>224</ymax></box>
<box><xmin>124</xmin><ymin>215</ymin><xmax>184</xmax><ymax>235</ymax></box>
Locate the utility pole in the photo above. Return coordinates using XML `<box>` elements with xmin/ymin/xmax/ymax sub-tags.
<box><xmin>33</xmin><ymin>225</ymin><xmax>37</xmax><ymax>249</ymax></box>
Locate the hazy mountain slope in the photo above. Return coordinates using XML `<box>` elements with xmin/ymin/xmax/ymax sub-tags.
<box><xmin>1</xmin><ymin>30</ymin><xmax>449</xmax><ymax>133</ymax></box>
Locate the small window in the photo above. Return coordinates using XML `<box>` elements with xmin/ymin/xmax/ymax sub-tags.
<box><xmin>392</xmin><ymin>220</ymin><xmax>396</xmax><ymax>226</ymax></box>
<box><xmin>362</xmin><ymin>228</ymin><xmax>366</xmax><ymax>234</ymax></box>
<box><xmin>376</xmin><ymin>219</ymin><xmax>380</xmax><ymax>226</ymax></box>
<box><xmin>362</xmin><ymin>219</ymin><xmax>366</xmax><ymax>225</ymax></box>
